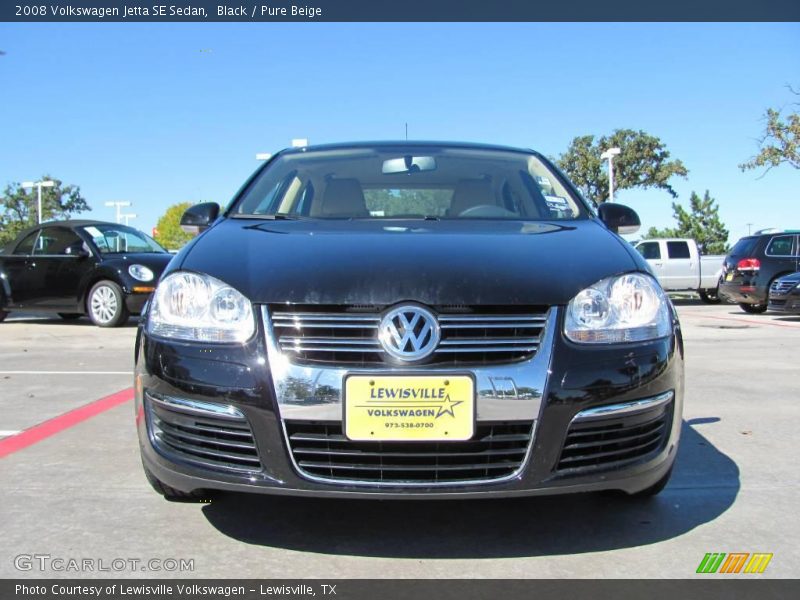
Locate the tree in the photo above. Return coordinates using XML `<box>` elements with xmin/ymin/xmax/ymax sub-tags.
<box><xmin>153</xmin><ymin>202</ymin><xmax>195</xmax><ymax>250</ymax></box>
<box><xmin>0</xmin><ymin>176</ymin><xmax>90</xmax><ymax>247</ymax></box>
<box><xmin>557</xmin><ymin>129</ymin><xmax>688</xmax><ymax>204</ymax></box>
<box><xmin>645</xmin><ymin>190</ymin><xmax>729</xmax><ymax>255</ymax></box>
<box><xmin>739</xmin><ymin>89</ymin><xmax>799</xmax><ymax>174</ymax></box>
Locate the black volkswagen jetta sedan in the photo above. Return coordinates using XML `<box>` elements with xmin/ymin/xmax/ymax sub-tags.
<box><xmin>135</xmin><ymin>142</ymin><xmax>684</xmax><ymax>501</ymax></box>
<box><xmin>0</xmin><ymin>220</ymin><xmax>172</xmax><ymax>327</ymax></box>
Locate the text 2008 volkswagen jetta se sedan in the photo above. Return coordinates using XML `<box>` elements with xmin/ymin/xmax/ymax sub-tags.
<box><xmin>135</xmin><ymin>142</ymin><xmax>684</xmax><ymax>501</ymax></box>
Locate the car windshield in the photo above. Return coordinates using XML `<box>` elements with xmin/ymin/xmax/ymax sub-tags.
<box><xmin>232</xmin><ymin>146</ymin><xmax>586</xmax><ymax>221</ymax></box>
<box><xmin>81</xmin><ymin>224</ymin><xmax>166</xmax><ymax>254</ymax></box>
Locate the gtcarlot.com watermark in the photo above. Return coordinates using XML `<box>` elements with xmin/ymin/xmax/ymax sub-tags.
<box><xmin>14</xmin><ymin>554</ymin><xmax>194</xmax><ymax>573</ymax></box>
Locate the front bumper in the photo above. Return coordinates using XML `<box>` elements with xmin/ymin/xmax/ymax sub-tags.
<box><xmin>768</xmin><ymin>292</ymin><xmax>800</xmax><ymax>314</ymax></box>
<box><xmin>135</xmin><ymin>306</ymin><xmax>684</xmax><ymax>498</ymax></box>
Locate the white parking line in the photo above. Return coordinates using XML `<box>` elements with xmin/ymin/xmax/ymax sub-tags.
<box><xmin>0</xmin><ymin>371</ymin><xmax>133</xmax><ymax>375</ymax></box>
<box><xmin>0</xmin><ymin>431</ymin><xmax>21</xmax><ymax>437</ymax></box>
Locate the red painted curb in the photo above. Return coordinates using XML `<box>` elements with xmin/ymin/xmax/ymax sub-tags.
<box><xmin>0</xmin><ymin>388</ymin><xmax>134</xmax><ymax>459</ymax></box>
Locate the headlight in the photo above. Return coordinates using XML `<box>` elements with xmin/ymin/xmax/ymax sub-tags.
<box><xmin>564</xmin><ymin>273</ymin><xmax>671</xmax><ymax>343</ymax></box>
<box><xmin>128</xmin><ymin>264</ymin><xmax>154</xmax><ymax>282</ymax></box>
<box><xmin>148</xmin><ymin>272</ymin><xmax>254</xmax><ymax>343</ymax></box>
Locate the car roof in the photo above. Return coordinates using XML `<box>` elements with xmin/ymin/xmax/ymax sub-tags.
<box><xmin>3</xmin><ymin>219</ymin><xmax>128</xmax><ymax>251</ymax></box>
<box><xmin>277</xmin><ymin>140</ymin><xmax>537</xmax><ymax>156</ymax></box>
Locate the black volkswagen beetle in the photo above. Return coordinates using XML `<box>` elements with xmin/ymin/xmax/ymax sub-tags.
<box><xmin>0</xmin><ymin>220</ymin><xmax>173</xmax><ymax>327</ymax></box>
<box><xmin>135</xmin><ymin>142</ymin><xmax>684</xmax><ymax>502</ymax></box>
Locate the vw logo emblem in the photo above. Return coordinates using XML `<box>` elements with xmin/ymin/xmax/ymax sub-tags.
<box><xmin>378</xmin><ymin>305</ymin><xmax>440</xmax><ymax>361</ymax></box>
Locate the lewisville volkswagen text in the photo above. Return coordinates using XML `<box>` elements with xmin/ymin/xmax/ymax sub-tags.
<box><xmin>135</xmin><ymin>142</ymin><xmax>684</xmax><ymax>500</ymax></box>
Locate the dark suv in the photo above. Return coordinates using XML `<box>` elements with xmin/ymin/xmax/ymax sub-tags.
<box><xmin>719</xmin><ymin>230</ymin><xmax>800</xmax><ymax>313</ymax></box>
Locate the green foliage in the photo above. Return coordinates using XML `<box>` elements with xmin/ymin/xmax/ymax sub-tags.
<box><xmin>153</xmin><ymin>202</ymin><xmax>195</xmax><ymax>250</ymax></box>
<box><xmin>363</xmin><ymin>188</ymin><xmax>452</xmax><ymax>216</ymax></box>
<box><xmin>557</xmin><ymin>129</ymin><xmax>688</xmax><ymax>204</ymax></box>
<box><xmin>739</xmin><ymin>94</ymin><xmax>800</xmax><ymax>173</ymax></box>
<box><xmin>0</xmin><ymin>176</ymin><xmax>90</xmax><ymax>248</ymax></box>
<box><xmin>644</xmin><ymin>190</ymin><xmax>729</xmax><ymax>255</ymax></box>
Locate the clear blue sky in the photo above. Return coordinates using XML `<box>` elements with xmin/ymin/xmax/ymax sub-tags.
<box><xmin>1</xmin><ymin>23</ymin><xmax>798</xmax><ymax>243</ymax></box>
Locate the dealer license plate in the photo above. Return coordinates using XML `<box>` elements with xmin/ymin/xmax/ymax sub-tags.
<box><xmin>344</xmin><ymin>374</ymin><xmax>475</xmax><ymax>441</ymax></box>
<box><xmin>726</xmin><ymin>273</ymin><xmax>734</xmax><ymax>281</ymax></box>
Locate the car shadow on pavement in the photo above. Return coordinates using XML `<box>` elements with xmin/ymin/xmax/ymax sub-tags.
<box><xmin>201</xmin><ymin>420</ymin><xmax>739</xmax><ymax>558</ymax></box>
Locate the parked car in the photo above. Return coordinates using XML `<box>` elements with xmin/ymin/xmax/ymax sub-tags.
<box><xmin>767</xmin><ymin>272</ymin><xmax>800</xmax><ymax>314</ymax></box>
<box><xmin>135</xmin><ymin>141</ymin><xmax>684</xmax><ymax>502</ymax></box>
<box><xmin>0</xmin><ymin>220</ymin><xmax>173</xmax><ymax>327</ymax></box>
<box><xmin>719</xmin><ymin>230</ymin><xmax>800</xmax><ymax>313</ymax></box>
<box><xmin>634</xmin><ymin>238</ymin><xmax>724</xmax><ymax>303</ymax></box>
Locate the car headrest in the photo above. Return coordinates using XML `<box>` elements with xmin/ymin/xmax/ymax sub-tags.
<box><xmin>449</xmin><ymin>179</ymin><xmax>495</xmax><ymax>216</ymax></box>
<box><xmin>319</xmin><ymin>179</ymin><xmax>368</xmax><ymax>217</ymax></box>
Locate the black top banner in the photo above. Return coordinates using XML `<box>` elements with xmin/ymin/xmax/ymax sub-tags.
<box><xmin>3</xmin><ymin>0</ymin><xmax>800</xmax><ymax>22</ymax></box>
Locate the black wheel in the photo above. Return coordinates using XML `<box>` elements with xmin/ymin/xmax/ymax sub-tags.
<box><xmin>698</xmin><ymin>289</ymin><xmax>721</xmax><ymax>304</ymax></box>
<box><xmin>87</xmin><ymin>280</ymin><xmax>129</xmax><ymax>327</ymax></box>
<box><xmin>629</xmin><ymin>466</ymin><xmax>673</xmax><ymax>498</ymax></box>
<box><xmin>143</xmin><ymin>463</ymin><xmax>213</xmax><ymax>503</ymax></box>
<box><xmin>0</xmin><ymin>309</ymin><xmax>7</xmax><ymax>323</ymax></box>
<box><xmin>739</xmin><ymin>302</ymin><xmax>767</xmax><ymax>314</ymax></box>
<box><xmin>58</xmin><ymin>313</ymin><xmax>82</xmax><ymax>320</ymax></box>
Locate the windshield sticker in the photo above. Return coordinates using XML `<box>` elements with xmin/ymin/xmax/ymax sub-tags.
<box><xmin>545</xmin><ymin>195</ymin><xmax>569</xmax><ymax>208</ymax></box>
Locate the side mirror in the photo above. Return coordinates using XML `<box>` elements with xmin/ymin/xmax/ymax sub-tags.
<box><xmin>598</xmin><ymin>203</ymin><xmax>640</xmax><ymax>235</ymax></box>
<box><xmin>180</xmin><ymin>202</ymin><xmax>220</xmax><ymax>235</ymax></box>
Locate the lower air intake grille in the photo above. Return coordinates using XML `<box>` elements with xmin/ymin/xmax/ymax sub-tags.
<box><xmin>145</xmin><ymin>393</ymin><xmax>262</xmax><ymax>474</ymax></box>
<box><xmin>285</xmin><ymin>421</ymin><xmax>533</xmax><ymax>485</ymax></box>
<box><xmin>556</xmin><ymin>401</ymin><xmax>672</xmax><ymax>472</ymax></box>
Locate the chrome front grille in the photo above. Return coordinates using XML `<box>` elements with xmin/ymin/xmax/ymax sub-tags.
<box><xmin>145</xmin><ymin>392</ymin><xmax>262</xmax><ymax>474</ymax></box>
<box><xmin>285</xmin><ymin>421</ymin><xmax>533</xmax><ymax>485</ymax></box>
<box><xmin>270</xmin><ymin>305</ymin><xmax>549</xmax><ymax>366</ymax></box>
<box><xmin>770</xmin><ymin>280</ymin><xmax>797</xmax><ymax>295</ymax></box>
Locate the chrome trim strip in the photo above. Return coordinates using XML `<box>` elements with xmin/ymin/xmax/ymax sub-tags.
<box><xmin>438</xmin><ymin>314</ymin><xmax>548</xmax><ymax>322</ymax></box>
<box><xmin>273</xmin><ymin>313</ymin><xmax>381</xmax><ymax>321</ymax></box>
<box><xmin>439</xmin><ymin>322</ymin><xmax>543</xmax><ymax>329</ymax></box>
<box><xmin>434</xmin><ymin>346</ymin><xmax>539</xmax><ymax>353</ymax></box>
<box><xmin>145</xmin><ymin>391</ymin><xmax>245</xmax><ymax>420</ymax></box>
<box><xmin>571</xmin><ymin>391</ymin><xmax>674</xmax><ymax>423</ymax></box>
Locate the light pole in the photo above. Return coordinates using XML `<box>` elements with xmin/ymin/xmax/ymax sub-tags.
<box><xmin>120</xmin><ymin>213</ymin><xmax>137</xmax><ymax>226</ymax></box>
<box><xmin>21</xmin><ymin>180</ymin><xmax>55</xmax><ymax>224</ymax></box>
<box><xmin>600</xmin><ymin>147</ymin><xmax>622</xmax><ymax>203</ymax></box>
<box><xmin>104</xmin><ymin>201</ymin><xmax>131</xmax><ymax>223</ymax></box>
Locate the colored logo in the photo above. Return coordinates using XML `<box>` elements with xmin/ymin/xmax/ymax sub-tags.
<box><xmin>696</xmin><ymin>553</ymin><xmax>773</xmax><ymax>574</ymax></box>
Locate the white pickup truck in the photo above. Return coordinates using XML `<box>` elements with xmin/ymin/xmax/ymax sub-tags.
<box><xmin>634</xmin><ymin>238</ymin><xmax>725</xmax><ymax>303</ymax></box>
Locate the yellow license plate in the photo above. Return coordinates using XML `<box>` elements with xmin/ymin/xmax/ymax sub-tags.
<box><xmin>344</xmin><ymin>375</ymin><xmax>475</xmax><ymax>441</ymax></box>
<box><xmin>726</xmin><ymin>273</ymin><xmax>734</xmax><ymax>281</ymax></box>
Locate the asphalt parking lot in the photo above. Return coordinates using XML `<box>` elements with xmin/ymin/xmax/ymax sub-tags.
<box><xmin>1</xmin><ymin>300</ymin><xmax>798</xmax><ymax>579</ymax></box>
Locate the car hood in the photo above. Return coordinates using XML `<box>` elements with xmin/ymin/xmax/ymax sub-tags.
<box><xmin>777</xmin><ymin>271</ymin><xmax>800</xmax><ymax>283</ymax></box>
<box><xmin>178</xmin><ymin>219</ymin><xmax>639</xmax><ymax>306</ymax></box>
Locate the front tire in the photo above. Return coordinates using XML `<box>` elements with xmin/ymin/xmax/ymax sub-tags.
<box><xmin>87</xmin><ymin>281</ymin><xmax>129</xmax><ymax>327</ymax></box>
<box><xmin>699</xmin><ymin>289</ymin><xmax>721</xmax><ymax>304</ymax></box>
<box><xmin>739</xmin><ymin>302</ymin><xmax>767</xmax><ymax>314</ymax></box>
<box><xmin>0</xmin><ymin>309</ymin><xmax>7</xmax><ymax>323</ymax></box>
<box><xmin>143</xmin><ymin>463</ymin><xmax>213</xmax><ymax>503</ymax></box>
<box><xmin>629</xmin><ymin>466</ymin><xmax>673</xmax><ymax>498</ymax></box>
